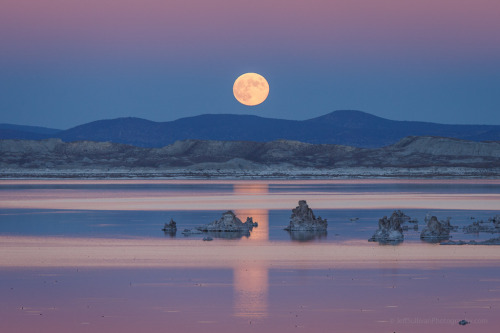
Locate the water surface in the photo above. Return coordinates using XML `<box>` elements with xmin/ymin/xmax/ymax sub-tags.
<box><xmin>1</xmin><ymin>179</ymin><xmax>499</xmax><ymax>332</ymax></box>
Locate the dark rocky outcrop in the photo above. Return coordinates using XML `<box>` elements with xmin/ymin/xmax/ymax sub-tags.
<box><xmin>490</xmin><ymin>215</ymin><xmax>500</xmax><ymax>228</ymax></box>
<box><xmin>420</xmin><ymin>215</ymin><xmax>456</xmax><ymax>242</ymax></box>
<box><xmin>162</xmin><ymin>218</ymin><xmax>177</xmax><ymax>233</ymax></box>
<box><xmin>284</xmin><ymin>200</ymin><xmax>327</xmax><ymax>231</ymax></box>
<box><xmin>368</xmin><ymin>211</ymin><xmax>406</xmax><ymax>243</ymax></box>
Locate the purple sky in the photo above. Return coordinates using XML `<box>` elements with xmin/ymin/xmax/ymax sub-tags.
<box><xmin>1</xmin><ymin>0</ymin><xmax>499</xmax><ymax>128</ymax></box>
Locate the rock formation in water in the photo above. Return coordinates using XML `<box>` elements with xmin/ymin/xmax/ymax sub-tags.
<box><xmin>420</xmin><ymin>215</ymin><xmax>455</xmax><ymax>241</ymax></box>
<box><xmin>368</xmin><ymin>210</ymin><xmax>406</xmax><ymax>243</ymax></box>
<box><xmin>490</xmin><ymin>215</ymin><xmax>500</xmax><ymax>228</ymax></box>
<box><xmin>441</xmin><ymin>236</ymin><xmax>500</xmax><ymax>246</ymax></box>
<box><xmin>463</xmin><ymin>215</ymin><xmax>500</xmax><ymax>234</ymax></box>
<box><xmin>162</xmin><ymin>218</ymin><xmax>177</xmax><ymax>233</ymax></box>
<box><xmin>197</xmin><ymin>211</ymin><xmax>258</xmax><ymax>232</ymax></box>
<box><xmin>284</xmin><ymin>200</ymin><xmax>327</xmax><ymax>231</ymax></box>
<box><xmin>181</xmin><ymin>228</ymin><xmax>203</xmax><ymax>235</ymax></box>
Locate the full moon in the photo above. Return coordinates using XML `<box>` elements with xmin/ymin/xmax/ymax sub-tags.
<box><xmin>233</xmin><ymin>73</ymin><xmax>269</xmax><ymax>106</ymax></box>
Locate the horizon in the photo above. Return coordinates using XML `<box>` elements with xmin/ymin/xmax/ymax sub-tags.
<box><xmin>2</xmin><ymin>109</ymin><xmax>499</xmax><ymax>131</ymax></box>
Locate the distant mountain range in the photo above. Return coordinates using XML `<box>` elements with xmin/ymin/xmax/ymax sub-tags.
<box><xmin>2</xmin><ymin>110</ymin><xmax>500</xmax><ymax>148</ymax></box>
<box><xmin>0</xmin><ymin>124</ymin><xmax>61</xmax><ymax>140</ymax></box>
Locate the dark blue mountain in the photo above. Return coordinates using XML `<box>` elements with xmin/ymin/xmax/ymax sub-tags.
<box><xmin>0</xmin><ymin>124</ymin><xmax>62</xmax><ymax>140</ymax></box>
<box><xmin>3</xmin><ymin>110</ymin><xmax>500</xmax><ymax>148</ymax></box>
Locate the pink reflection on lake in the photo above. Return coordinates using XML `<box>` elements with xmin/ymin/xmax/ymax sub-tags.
<box><xmin>1</xmin><ymin>179</ymin><xmax>499</xmax><ymax>211</ymax></box>
<box><xmin>1</xmin><ymin>265</ymin><xmax>499</xmax><ymax>333</ymax></box>
<box><xmin>1</xmin><ymin>179</ymin><xmax>500</xmax><ymax>332</ymax></box>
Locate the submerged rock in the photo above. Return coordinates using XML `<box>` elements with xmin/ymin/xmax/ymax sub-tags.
<box><xmin>197</xmin><ymin>211</ymin><xmax>257</xmax><ymax>232</ymax></box>
<box><xmin>284</xmin><ymin>200</ymin><xmax>327</xmax><ymax>231</ymax></box>
<box><xmin>368</xmin><ymin>210</ymin><xmax>406</xmax><ymax>243</ymax></box>
<box><xmin>464</xmin><ymin>216</ymin><xmax>500</xmax><ymax>234</ymax></box>
<box><xmin>244</xmin><ymin>217</ymin><xmax>258</xmax><ymax>228</ymax></box>
<box><xmin>162</xmin><ymin>218</ymin><xmax>177</xmax><ymax>233</ymax></box>
<box><xmin>441</xmin><ymin>236</ymin><xmax>500</xmax><ymax>246</ymax></box>
<box><xmin>463</xmin><ymin>220</ymin><xmax>495</xmax><ymax>233</ymax></box>
<box><xmin>182</xmin><ymin>228</ymin><xmax>203</xmax><ymax>235</ymax></box>
<box><xmin>420</xmin><ymin>215</ymin><xmax>455</xmax><ymax>242</ymax></box>
<box><xmin>490</xmin><ymin>215</ymin><xmax>500</xmax><ymax>228</ymax></box>
<box><xmin>204</xmin><ymin>230</ymin><xmax>250</xmax><ymax>239</ymax></box>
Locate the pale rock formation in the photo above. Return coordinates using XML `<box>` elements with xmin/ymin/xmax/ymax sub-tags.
<box><xmin>369</xmin><ymin>210</ymin><xmax>405</xmax><ymax>243</ymax></box>
<box><xmin>284</xmin><ymin>200</ymin><xmax>327</xmax><ymax>231</ymax></box>
<box><xmin>181</xmin><ymin>228</ymin><xmax>203</xmax><ymax>235</ymax></box>
<box><xmin>197</xmin><ymin>211</ymin><xmax>258</xmax><ymax>232</ymax></box>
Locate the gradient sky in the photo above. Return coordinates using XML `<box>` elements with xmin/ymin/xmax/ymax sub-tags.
<box><xmin>1</xmin><ymin>0</ymin><xmax>499</xmax><ymax>129</ymax></box>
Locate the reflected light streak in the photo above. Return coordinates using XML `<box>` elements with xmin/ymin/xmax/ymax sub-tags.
<box><xmin>232</xmin><ymin>184</ymin><xmax>270</xmax><ymax>318</ymax></box>
<box><xmin>233</xmin><ymin>264</ymin><xmax>268</xmax><ymax>318</ymax></box>
<box><xmin>233</xmin><ymin>183</ymin><xmax>269</xmax><ymax>241</ymax></box>
<box><xmin>1</xmin><ymin>192</ymin><xmax>499</xmax><ymax>211</ymax></box>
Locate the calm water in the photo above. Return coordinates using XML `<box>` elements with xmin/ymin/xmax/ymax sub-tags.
<box><xmin>1</xmin><ymin>179</ymin><xmax>499</xmax><ymax>242</ymax></box>
<box><xmin>1</xmin><ymin>179</ymin><xmax>499</xmax><ymax>332</ymax></box>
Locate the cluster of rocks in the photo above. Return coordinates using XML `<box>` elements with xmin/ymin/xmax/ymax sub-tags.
<box><xmin>162</xmin><ymin>203</ymin><xmax>498</xmax><ymax>246</ymax></box>
<box><xmin>162</xmin><ymin>211</ymin><xmax>259</xmax><ymax>240</ymax></box>
<box><xmin>368</xmin><ymin>211</ymin><xmax>460</xmax><ymax>244</ymax></box>
<box><xmin>284</xmin><ymin>200</ymin><xmax>327</xmax><ymax>232</ymax></box>
<box><xmin>163</xmin><ymin>200</ymin><xmax>328</xmax><ymax>241</ymax></box>
<box><xmin>463</xmin><ymin>215</ymin><xmax>500</xmax><ymax>234</ymax></box>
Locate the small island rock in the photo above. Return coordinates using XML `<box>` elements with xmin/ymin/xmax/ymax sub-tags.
<box><xmin>197</xmin><ymin>211</ymin><xmax>257</xmax><ymax>232</ymax></box>
<box><xmin>369</xmin><ymin>211</ymin><xmax>406</xmax><ymax>243</ymax></box>
<box><xmin>420</xmin><ymin>215</ymin><xmax>455</xmax><ymax>241</ymax></box>
<box><xmin>284</xmin><ymin>200</ymin><xmax>327</xmax><ymax>231</ymax></box>
<box><xmin>162</xmin><ymin>218</ymin><xmax>177</xmax><ymax>232</ymax></box>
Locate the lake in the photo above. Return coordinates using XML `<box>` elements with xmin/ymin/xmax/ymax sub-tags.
<box><xmin>1</xmin><ymin>179</ymin><xmax>499</xmax><ymax>332</ymax></box>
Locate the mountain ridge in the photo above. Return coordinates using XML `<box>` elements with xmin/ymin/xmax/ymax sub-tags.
<box><xmin>1</xmin><ymin>110</ymin><xmax>499</xmax><ymax>148</ymax></box>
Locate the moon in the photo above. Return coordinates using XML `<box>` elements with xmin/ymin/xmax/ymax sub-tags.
<box><xmin>233</xmin><ymin>73</ymin><xmax>269</xmax><ymax>106</ymax></box>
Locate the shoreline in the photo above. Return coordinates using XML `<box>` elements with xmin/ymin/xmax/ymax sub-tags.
<box><xmin>1</xmin><ymin>167</ymin><xmax>499</xmax><ymax>180</ymax></box>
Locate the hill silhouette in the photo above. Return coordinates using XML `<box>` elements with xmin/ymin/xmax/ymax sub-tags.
<box><xmin>2</xmin><ymin>110</ymin><xmax>499</xmax><ymax>148</ymax></box>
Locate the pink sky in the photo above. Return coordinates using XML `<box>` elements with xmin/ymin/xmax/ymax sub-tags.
<box><xmin>2</xmin><ymin>0</ymin><xmax>499</xmax><ymax>62</ymax></box>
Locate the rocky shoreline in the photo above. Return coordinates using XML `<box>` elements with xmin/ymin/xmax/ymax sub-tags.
<box><xmin>1</xmin><ymin>136</ymin><xmax>500</xmax><ymax>179</ymax></box>
<box><xmin>1</xmin><ymin>167</ymin><xmax>499</xmax><ymax>179</ymax></box>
